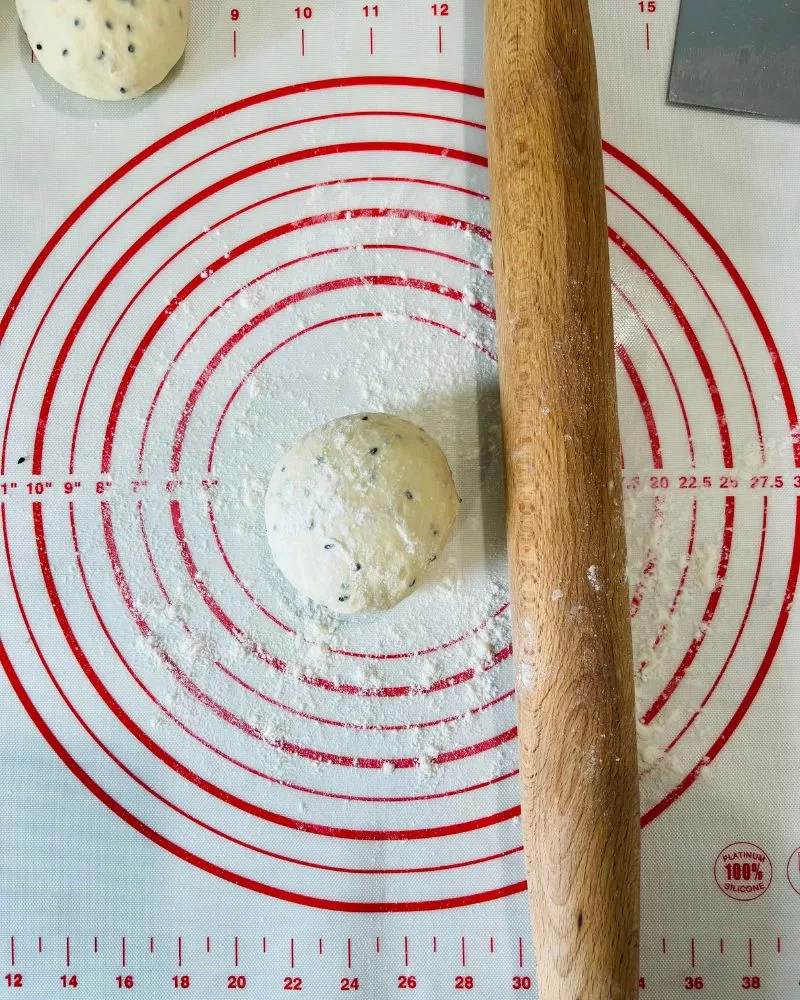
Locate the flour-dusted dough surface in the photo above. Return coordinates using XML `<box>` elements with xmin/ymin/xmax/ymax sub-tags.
<box><xmin>17</xmin><ymin>0</ymin><xmax>187</xmax><ymax>101</ymax></box>
<box><xmin>265</xmin><ymin>413</ymin><xmax>460</xmax><ymax>615</ymax></box>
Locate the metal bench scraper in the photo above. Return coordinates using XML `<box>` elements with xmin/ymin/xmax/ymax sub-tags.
<box><xmin>668</xmin><ymin>0</ymin><xmax>800</xmax><ymax>121</ymax></box>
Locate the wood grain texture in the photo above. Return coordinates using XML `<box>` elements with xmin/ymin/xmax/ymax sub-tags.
<box><xmin>484</xmin><ymin>1</ymin><xmax>641</xmax><ymax>997</ymax></box>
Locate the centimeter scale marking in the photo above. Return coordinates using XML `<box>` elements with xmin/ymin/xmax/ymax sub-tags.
<box><xmin>2</xmin><ymin>932</ymin><xmax>530</xmax><ymax>996</ymax></box>
<box><xmin>1</xmin><ymin>932</ymin><xmax>799</xmax><ymax>996</ymax></box>
<box><xmin>3</xmin><ymin>472</ymin><xmax>800</xmax><ymax>499</ymax></box>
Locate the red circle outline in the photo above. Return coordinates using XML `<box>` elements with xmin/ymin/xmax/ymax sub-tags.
<box><xmin>0</xmin><ymin>79</ymin><xmax>797</xmax><ymax>910</ymax></box>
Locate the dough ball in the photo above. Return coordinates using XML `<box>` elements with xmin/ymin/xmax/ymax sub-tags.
<box><xmin>265</xmin><ymin>413</ymin><xmax>460</xmax><ymax>615</ymax></box>
<box><xmin>17</xmin><ymin>0</ymin><xmax>187</xmax><ymax>101</ymax></box>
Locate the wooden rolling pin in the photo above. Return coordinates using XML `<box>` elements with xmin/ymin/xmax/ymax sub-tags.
<box><xmin>484</xmin><ymin>1</ymin><xmax>640</xmax><ymax>998</ymax></box>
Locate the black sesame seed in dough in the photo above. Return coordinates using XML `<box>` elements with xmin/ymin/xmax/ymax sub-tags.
<box><xmin>74</xmin><ymin>18</ymin><xmax>81</xmax><ymax>26</ymax></box>
<box><xmin>97</xmin><ymin>49</ymin><xmax>105</xmax><ymax>58</ymax></box>
<box><xmin>324</xmin><ymin>543</ymin><xmax>334</xmax><ymax>550</ymax></box>
<box><xmin>404</xmin><ymin>490</ymin><xmax>414</xmax><ymax>500</ymax></box>
<box><xmin>430</xmin><ymin>554</ymin><xmax>437</xmax><ymax>562</ymax></box>
<box><xmin>409</xmin><ymin>579</ymin><xmax>416</xmax><ymax>588</ymax></box>
<box><xmin>106</xmin><ymin>20</ymin><xmax>113</xmax><ymax>28</ymax></box>
<box><xmin>119</xmin><ymin>87</ymin><xmax>127</xmax><ymax>93</ymax></box>
<box><xmin>128</xmin><ymin>43</ymin><xmax>135</xmax><ymax>52</ymax></box>
<box><xmin>361</xmin><ymin>415</ymin><xmax>369</xmax><ymax>420</ymax></box>
<box><xmin>338</xmin><ymin>595</ymin><xmax>349</xmax><ymax>602</ymax></box>
<box><xmin>17</xmin><ymin>457</ymin><xmax>26</xmax><ymax>464</ymax></box>
<box><xmin>431</xmin><ymin>526</ymin><xmax>439</xmax><ymax>536</ymax></box>
<box><xmin>354</xmin><ymin>562</ymin><xmax>361</xmax><ymax>571</ymax></box>
<box><xmin>62</xmin><ymin>48</ymin><xmax>69</xmax><ymax>56</ymax></box>
<box><xmin>35</xmin><ymin>43</ymin><xmax>42</xmax><ymax>50</ymax></box>
<box><xmin>369</xmin><ymin>447</ymin><xmax>378</xmax><ymax>455</ymax></box>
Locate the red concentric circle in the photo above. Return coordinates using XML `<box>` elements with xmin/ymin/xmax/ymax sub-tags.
<box><xmin>1</xmin><ymin>77</ymin><xmax>797</xmax><ymax>910</ymax></box>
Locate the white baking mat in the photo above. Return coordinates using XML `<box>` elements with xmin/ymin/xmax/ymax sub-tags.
<box><xmin>1</xmin><ymin>1</ymin><xmax>800</xmax><ymax>997</ymax></box>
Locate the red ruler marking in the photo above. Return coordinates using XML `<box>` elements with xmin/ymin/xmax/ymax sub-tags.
<box><xmin>720</xmin><ymin>939</ymin><xmax>725</xmax><ymax>955</ymax></box>
<box><xmin>301</xmin><ymin>28</ymin><xmax>305</xmax><ymax>56</ymax></box>
<box><xmin>262</xmin><ymin>938</ymin><xmax>267</xmax><ymax>954</ymax></box>
<box><xmin>178</xmin><ymin>936</ymin><xmax>182</xmax><ymax>968</ymax></box>
<box><xmin>748</xmin><ymin>939</ymin><xmax>753</xmax><ymax>968</ymax></box>
<box><xmin>121</xmin><ymin>937</ymin><xmax>126</xmax><ymax>968</ymax></box>
<box><xmin>38</xmin><ymin>937</ymin><xmax>42</xmax><ymax>955</ymax></box>
<box><xmin>66</xmin><ymin>937</ymin><xmax>71</xmax><ymax>967</ymax></box>
<box><xmin>206</xmin><ymin>937</ymin><xmax>211</xmax><ymax>954</ymax></box>
<box><xmin>10</xmin><ymin>937</ymin><xmax>14</xmax><ymax>966</ymax></box>
<box><xmin>375</xmin><ymin>937</ymin><xmax>380</xmax><ymax>954</ymax></box>
<box><xmin>93</xmin><ymin>937</ymin><xmax>98</xmax><ymax>954</ymax></box>
<box><xmin>234</xmin><ymin>936</ymin><xmax>239</xmax><ymax>968</ymax></box>
<box><xmin>461</xmin><ymin>937</ymin><xmax>466</xmax><ymax>967</ymax></box>
<box><xmin>290</xmin><ymin>938</ymin><xmax>295</xmax><ymax>969</ymax></box>
<box><xmin>319</xmin><ymin>938</ymin><xmax>324</xmax><ymax>956</ymax></box>
<box><xmin>437</xmin><ymin>24</ymin><xmax>442</xmax><ymax>53</ymax></box>
<box><xmin>404</xmin><ymin>936</ymin><xmax>409</xmax><ymax>967</ymax></box>
<box><xmin>662</xmin><ymin>938</ymin><xmax>667</xmax><ymax>954</ymax></box>
<box><xmin>150</xmin><ymin>937</ymin><xmax>154</xmax><ymax>954</ymax></box>
<box><xmin>489</xmin><ymin>937</ymin><xmax>494</xmax><ymax>954</ymax></box>
<box><xmin>432</xmin><ymin>937</ymin><xmax>437</xmax><ymax>954</ymax></box>
<box><xmin>347</xmin><ymin>938</ymin><xmax>352</xmax><ymax>969</ymax></box>
<box><xmin>369</xmin><ymin>26</ymin><xmax>374</xmax><ymax>54</ymax></box>
<box><xmin>777</xmin><ymin>938</ymin><xmax>782</xmax><ymax>954</ymax></box>
<box><xmin>690</xmin><ymin>938</ymin><xmax>695</xmax><ymax>968</ymax></box>
<box><xmin>646</xmin><ymin>22</ymin><xmax>650</xmax><ymax>49</ymax></box>
<box><xmin>233</xmin><ymin>30</ymin><xmax>237</xmax><ymax>58</ymax></box>
<box><xmin>518</xmin><ymin>938</ymin><xmax>524</xmax><ymax>968</ymax></box>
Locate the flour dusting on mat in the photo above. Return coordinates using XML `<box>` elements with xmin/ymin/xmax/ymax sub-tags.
<box><xmin>91</xmin><ymin>180</ymin><xmax>734</xmax><ymax>816</ymax></box>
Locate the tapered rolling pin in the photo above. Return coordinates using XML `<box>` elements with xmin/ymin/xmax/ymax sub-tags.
<box><xmin>484</xmin><ymin>1</ymin><xmax>640</xmax><ymax>997</ymax></box>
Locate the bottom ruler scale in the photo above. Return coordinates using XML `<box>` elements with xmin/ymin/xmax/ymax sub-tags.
<box><xmin>2</xmin><ymin>932</ymin><xmax>800</xmax><ymax>998</ymax></box>
<box><xmin>0</xmin><ymin>930</ymin><xmax>535</xmax><ymax>1000</ymax></box>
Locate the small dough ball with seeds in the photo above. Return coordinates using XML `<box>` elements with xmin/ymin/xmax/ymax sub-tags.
<box><xmin>16</xmin><ymin>0</ymin><xmax>187</xmax><ymax>101</ymax></box>
<box><xmin>265</xmin><ymin>413</ymin><xmax>459</xmax><ymax>615</ymax></box>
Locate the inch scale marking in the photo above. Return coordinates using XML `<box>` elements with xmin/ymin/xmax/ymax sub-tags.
<box><xmin>3</xmin><ymin>471</ymin><xmax>800</xmax><ymax>500</ymax></box>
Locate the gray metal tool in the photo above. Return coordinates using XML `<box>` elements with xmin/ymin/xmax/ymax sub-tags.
<box><xmin>669</xmin><ymin>0</ymin><xmax>800</xmax><ymax>121</ymax></box>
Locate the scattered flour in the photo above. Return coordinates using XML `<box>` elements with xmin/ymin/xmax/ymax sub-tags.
<box><xmin>100</xmin><ymin>186</ymin><xmax>749</xmax><ymax>824</ymax></box>
<box><xmin>587</xmin><ymin>565</ymin><xmax>602</xmax><ymax>592</ymax></box>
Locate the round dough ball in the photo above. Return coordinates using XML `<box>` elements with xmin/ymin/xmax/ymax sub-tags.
<box><xmin>17</xmin><ymin>0</ymin><xmax>187</xmax><ymax>101</ymax></box>
<box><xmin>265</xmin><ymin>413</ymin><xmax>460</xmax><ymax>615</ymax></box>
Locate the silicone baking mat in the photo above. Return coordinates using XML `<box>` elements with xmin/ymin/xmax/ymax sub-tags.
<box><xmin>2</xmin><ymin>1</ymin><xmax>799</xmax><ymax>997</ymax></box>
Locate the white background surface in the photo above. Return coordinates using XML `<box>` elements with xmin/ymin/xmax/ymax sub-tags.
<box><xmin>1</xmin><ymin>1</ymin><xmax>800</xmax><ymax>996</ymax></box>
